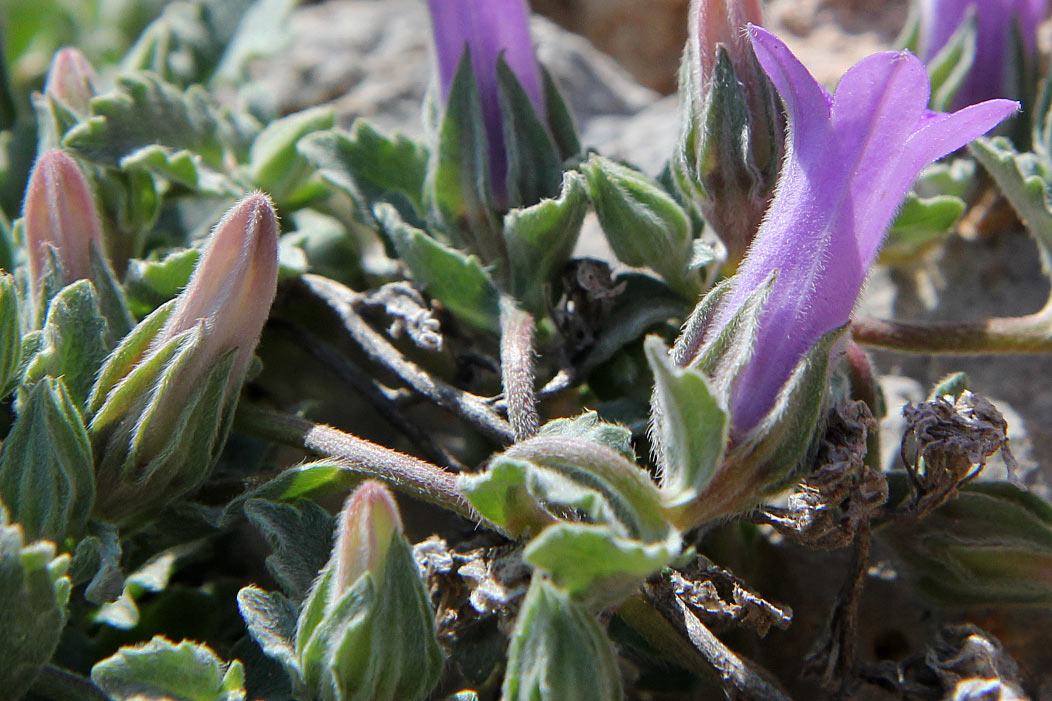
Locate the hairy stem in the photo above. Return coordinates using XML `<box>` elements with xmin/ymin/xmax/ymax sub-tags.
<box><xmin>236</xmin><ymin>402</ymin><xmax>494</xmax><ymax>530</ymax></box>
<box><xmin>500</xmin><ymin>296</ymin><xmax>539</xmax><ymax>441</ymax></box>
<box><xmin>302</xmin><ymin>274</ymin><xmax>513</xmax><ymax>443</ymax></box>
<box><xmin>851</xmin><ymin>305</ymin><xmax>1052</xmax><ymax>354</ymax></box>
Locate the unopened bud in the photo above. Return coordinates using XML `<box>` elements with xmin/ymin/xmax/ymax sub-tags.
<box><xmin>332</xmin><ymin>480</ymin><xmax>403</xmax><ymax>594</ymax></box>
<box><xmin>87</xmin><ymin>193</ymin><xmax>279</xmax><ymax>524</ymax></box>
<box><xmin>44</xmin><ymin>47</ymin><xmax>98</xmax><ymax>114</ymax></box>
<box><xmin>295</xmin><ymin>481</ymin><xmax>444</xmax><ymax>700</ymax></box>
<box><xmin>22</xmin><ymin>149</ymin><xmax>104</xmax><ymax>303</ymax></box>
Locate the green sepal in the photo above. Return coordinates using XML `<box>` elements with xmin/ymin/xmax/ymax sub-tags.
<box><xmin>64</xmin><ymin>71</ymin><xmax>238</xmax><ymax>169</ymax></box>
<box><xmin>120</xmin><ymin>144</ymin><xmax>236</xmax><ymax>196</ymax></box>
<box><xmin>424</xmin><ymin>49</ymin><xmax>502</xmax><ymax>265</ymax></box>
<box><xmin>86</xmin><ymin>302</ymin><xmax>181</xmax><ymax>431</ymax></box>
<box><xmin>502</xmin><ymin>576</ymin><xmax>623</xmax><ymax>701</ymax></box>
<box><xmin>497</xmin><ymin>57</ymin><xmax>563</xmax><ymax>209</ymax></box>
<box><xmin>667</xmin><ymin>277</ymin><xmax>734</xmax><ymax>368</ymax></box>
<box><xmin>123</xmin><ymin>248</ymin><xmax>200</xmax><ymax>318</ymax></box>
<box><xmin>0</xmin><ymin>377</ymin><xmax>94</xmax><ymax>543</ymax></box>
<box><xmin>582</xmin><ymin>154</ymin><xmax>692</xmax><ymax>293</ymax></box>
<box><xmin>503</xmin><ymin>171</ymin><xmax>587</xmax><ymax>313</ymax></box>
<box><xmin>885</xmin><ymin>481</ymin><xmax>1052</xmax><ymax>607</ymax></box>
<box><xmin>89</xmin><ymin>242</ymin><xmax>135</xmax><ymax>341</ymax></box>
<box><xmin>375</xmin><ymin>202</ymin><xmax>500</xmax><ymax>332</ymax></box>
<box><xmin>32</xmin><ymin>92</ymin><xmax>82</xmax><ymax>152</ymax></box>
<box><xmin>295</xmin><ymin>534</ymin><xmax>444</xmax><ymax>701</ymax></box>
<box><xmin>675</xmin><ymin>325</ymin><xmax>846</xmax><ymax>528</ymax></box>
<box><xmin>0</xmin><ymin>514</ymin><xmax>71</xmax><ymax>700</ymax></box>
<box><xmin>298</xmin><ymin>122</ymin><xmax>430</xmax><ymax>217</ymax></box>
<box><xmin>22</xmin><ymin>280</ymin><xmax>111</xmax><ymax>411</ymax></box>
<box><xmin>90</xmin><ymin>636</ymin><xmax>246</xmax><ymax>701</ymax></box>
<box><xmin>524</xmin><ymin>523</ymin><xmax>680</xmax><ymax>608</ymax></box>
<box><xmin>250</xmin><ymin>106</ymin><xmax>335</xmax><ymax>207</ymax></box>
<box><xmin>693</xmin><ymin>272</ymin><xmax>776</xmax><ymax>387</ymax></box>
<box><xmin>969</xmin><ymin>136</ymin><xmax>1052</xmax><ymax>276</ymax></box>
<box><xmin>645</xmin><ymin>335</ymin><xmax>728</xmax><ymax>509</ymax></box>
<box><xmin>925</xmin><ymin>11</ymin><xmax>977</xmax><ymax>111</ymax></box>
<box><xmin>541</xmin><ymin>67</ymin><xmax>581</xmax><ymax>162</ymax></box>
<box><xmin>244</xmin><ymin>498</ymin><xmax>333</xmax><ymax>602</ymax></box>
<box><xmin>881</xmin><ymin>193</ymin><xmax>966</xmax><ymax>265</ymax></box>
<box><xmin>0</xmin><ymin>273</ymin><xmax>22</xmax><ymax>396</ymax></box>
<box><xmin>237</xmin><ymin>586</ymin><xmax>302</xmax><ymax>687</ymax></box>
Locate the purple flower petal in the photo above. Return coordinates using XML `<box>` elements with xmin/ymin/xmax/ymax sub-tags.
<box><xmin>712</xmin><ymin>26</ymin><xmax>1016</xmax><ymax>434</ymax></box>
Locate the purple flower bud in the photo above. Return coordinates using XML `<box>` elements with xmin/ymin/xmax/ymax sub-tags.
<box><xmin>332</xmin><ymin>480</ymin><xmax>404</xmax><ymax>594</ymax></box>
<box><xmin>426</xmin><ymin>0</ymin><xmax>544</xmax><ymax>199</ymax></box>
<box><xmin>917</xmin><ymin>0</ymin><xmax>1049</xmax><ymax>106</ymax></box>
<box><xmin>22</xmin><ymin>149</ymin><xmax>104</xmax><ymax>302</ymax></box>
<box><xmin>711</xmin><ymin>27</ymin><xmax>1016</xmax><ymax>435</ymax></box>
<box><xmin>44</xmin><ymin>47</ymin><xmax>98</xmax><ymax>113</ymax></box>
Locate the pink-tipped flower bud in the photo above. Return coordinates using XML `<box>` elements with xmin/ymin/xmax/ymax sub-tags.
<box><xmin>332</xmin><ymin>480</ymin><xmax>404</xmax><ymax>594</ymax></box>
<box><xmin>153</xmin><ymin>192</ymin><xmax>280</xmax><ymax>391</ymax></box>
<box><xmin>87</xmin><ymin>193</ymin><xmax>280</xmax><ymax>524</ymax></box>
<box><xmin>22</xmin><ymin>149</ymin><xmax>104</xmax><ymax>302</ymax></box>
<box><xmin>44</xmin><ymin>47</ymin><xmax>98</xmax><ymax>114</ymax></box>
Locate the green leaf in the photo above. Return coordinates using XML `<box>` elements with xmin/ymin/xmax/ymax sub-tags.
<box><xmin>539</xmin><ymin>411</ymin><xmax>635</xmax><ymax>462</ymax></box>
<box><xmin>930</xmin><ymin>371</ymin><xmax>969</xmax><ymax>401</ymax></box>
<box><xmin>0</xmin><ymin>377</ymin><xmax>94</xmax><ymax>543</ymax></box>
<box><xmin>457</xmin><ymin>457</ymin><xmax>555</xmax><ymax>538</ymax></box>
<box><xmin>120</xmin><ymin>144</ymin><xmax>236</xmax><ymax>195</ymax></box>
<box><xmin>0</xmin><ymin>515</ymin><xmax>71</xmax><ymax>700</ymax></box>
<box><xmin>123</xmin><ymin>248</ymin><xmax>200</xmax><ymax>318</ymax></box>
<box><xmin>236</xmin><ymin>586</ymin><xmax>301</xmax><ymax>684</ymax></box>
<box><xmin>886</xmin><ymin>482</ymin><xmax>1052</xmax><ymax>606</ymax></box>
<box><xmin>0</xmin><ymin>273</ymin><xmax>22</xmax><ymax>396</ymax></box>
<box><xmin>881</xmin><ymin>193</ymin><xmax>966</xmax><ymax>265</ymax></box>
<box><xmin>970</xmin><ymin>135</ymin><xmax>1052</xmax><ymax>274</ymax></box>
<box><xmin>225</xmin><ymin>461</ymin><xmax>360</xmax><ymax>511</ymax></box>
<box><xmin>22</xmin><ymin>280</ymin><xmax>112</xmax><ymax>410</ymax></box>
<box><xmin>376</xmin><ymin>202</ymin><xmax>501</xmax><ymax>332</ymax></box>
<box><xmin>91</xmin><ymin>636</ymin><xmax>246</xmax><ymax>701</ymax></box>
<box><xmin>503</xmin><ymin>171</ymin><xmax>587</xmax><ymax>312</ymax></box>
<box><xmin>249</xmin><ymin>106</ymin><xmax>334</xmax><ymax>206</ymax></box>
<box><xmin>582</xmin><ymin>154</ymin><xmax>691</xmax><ymax>292</ymax></box>
<box><xmin>64</xmin><ymin>71</ymin><xmax>237</xmax><ymax>168</ymax></box>
<box><xmin>524</xmin><ymin>523</ymin><xmax>679</xmax><ymax>608</ymax></box>
<box><xmin>244</xmin><ymin>499</ymin><xmax>333</xmax><ymax>602</ymax></box>
<box><xmin>121</xmin><ymin>0</ymin><xmax>259</xmax><ymax>87</ymax></box>
<box><xmin>645</xmin><ymin>336</ymin><xmax>728</xmax><ymax>509</ymax></box>
<box><xmin>281</xmin><ymin>209</ymin><xmax>360</xmax><ymax>283</ymax></box>
<box><xmin>503</xmin><ymin>576</ymin><xmax>622</xmax><ymax>701</ymax></box>
<box><xmin>298</xmin><ymin>122</ymin><xmax>429</xmax><ymax>216</ymax></box>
